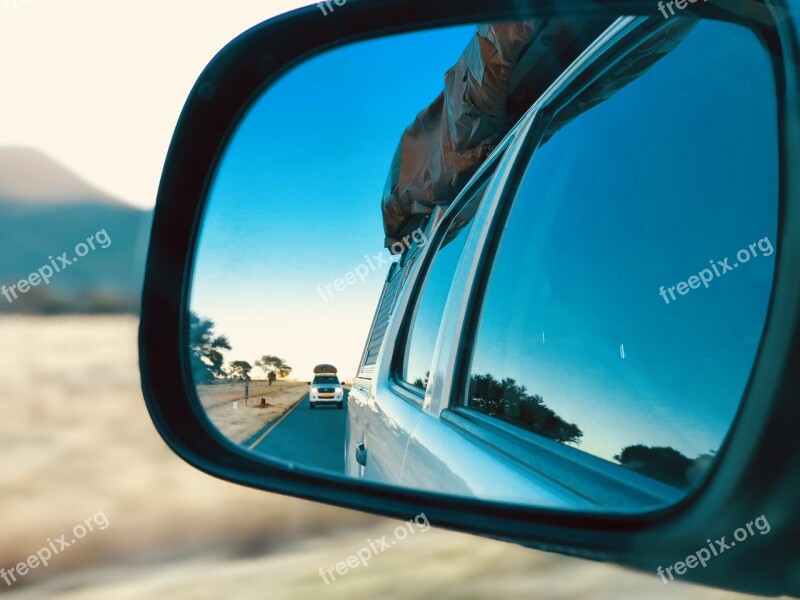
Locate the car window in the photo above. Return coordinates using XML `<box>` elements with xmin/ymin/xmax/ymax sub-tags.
<box><xmin>460</xmin><ymin>20</ymin><xmax>778</xmax><ymax>489</ymax></box>
<box><xmin>313</xmin><ymin>376</ymin><xmax>339</xmax><ymax>385</ymax></box>
<box><xmin>401</xmin><ymin>177</ymin><xmax>494</xmax><ymax>392</ymax></box>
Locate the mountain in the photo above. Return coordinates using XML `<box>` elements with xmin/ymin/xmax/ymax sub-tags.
<box><xmin>0</xmin><ymin>147</ymin><xmax>126</xmax><ymax>206</ymax></box>
<box><xmin>0</xmin><ymin>147</ymin><xmax>153</xmax><ymax>314</ymax></box>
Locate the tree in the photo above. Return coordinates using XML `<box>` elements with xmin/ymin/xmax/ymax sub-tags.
<box><xmin>255</xmin><ymin>355</ymin><xmax>292</xmax><ymax>379</ymax></box>
<box><xmin>412</xmin><ymin>371</ymin><xmax>430</xmax><ymax>391</ymax></box>
<box><xmin>468</xmin><ymin>373</ymin><xmax>583</xmax><ymax>445</ymax></box>
<box><xmin>614</xmin><ymin>444</ymin><xmax>694</xmax><ymax>488</ymax></box>
<box><xmin>228</xmin><ymin>360</ymin><xmax>253</xmax><ymax>381</ymax></box>
<box><xmin>189</xmin><ymin>312</ymin><xmax>231</xmax><ymax>384</ymax></box>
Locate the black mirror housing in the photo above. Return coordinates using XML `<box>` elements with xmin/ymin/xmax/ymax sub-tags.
<box><xmin>139</xmin><ymin>0</ymin><xmax>800</xmax><ymax>596</ymax></box>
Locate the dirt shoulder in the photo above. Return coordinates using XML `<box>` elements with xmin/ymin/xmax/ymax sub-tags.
<box><xmin>197</xmin><ymin>380</ymin><xmax>307</xmax><ymax>444</ymax></box>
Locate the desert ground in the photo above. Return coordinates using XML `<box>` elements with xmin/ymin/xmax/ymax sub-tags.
<box><xmin>197</xmin><ymin>380</ymin><xmax>307</xmax><ymax>444</ymax></box>
<box><xmin>0</xmin><ymin>316</ymin><xmax>771</xmax><ymax>598</ymax></box>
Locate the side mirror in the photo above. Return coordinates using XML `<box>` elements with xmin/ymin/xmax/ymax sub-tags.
<box><xmin>140</xmin><ymin>1</ymin><xmax>800</xmax><ymax>596</ymax></box>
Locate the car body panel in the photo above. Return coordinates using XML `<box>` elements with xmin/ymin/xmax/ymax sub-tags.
<box><xmin>346</xmin><ymin>16</ymin><xmax>708</xmax><ymax>511</ymax></box>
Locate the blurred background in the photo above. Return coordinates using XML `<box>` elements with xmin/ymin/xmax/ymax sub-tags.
<box><xmin>0</xmin><ymin>1</ymin><xmax>777</xmax><ymax>597</ymax></box>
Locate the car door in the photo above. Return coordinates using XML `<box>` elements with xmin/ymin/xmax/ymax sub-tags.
<box><xmin>346</xmin><ymin>256</ymin><xmax>417</xmax><ymax>481</ymax></box>
<box><xmin>346</xmin><ymin>147</ymin><xmax>506</xmax><ymax>485</ymax></box>
<box><xmin>360</xmin><ymin>143</ymin><xmax>591</xmax><ymax>504</ymax></box>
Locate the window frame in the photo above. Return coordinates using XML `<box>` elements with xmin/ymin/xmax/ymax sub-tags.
<box><xmin>442</xmin><ymin>15</ymin><xmax>784</xmax><ymax>503</ymax></box>
<box><xmin>389</xmin><ymin>148</ymin><xmax>507</xmax><ymax>405</ymax></box>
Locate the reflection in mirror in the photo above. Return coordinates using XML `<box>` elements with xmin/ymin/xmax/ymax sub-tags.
<box><xmin>189</xmin><ymin>15</ymin><xmax>778</xmax><ymax>513</ymax></box>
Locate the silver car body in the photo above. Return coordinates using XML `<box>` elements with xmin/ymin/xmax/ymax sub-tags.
<box><xmin>347</xmin><ymin>16</ymin><xmax>685</xmax><ymax>510</ymax></box>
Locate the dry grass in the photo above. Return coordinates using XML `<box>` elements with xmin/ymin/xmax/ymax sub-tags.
<box><xmin>8</xmin><ymin>523</ymin><xmax>765</xmax><ymax>600</ymax></box>
<box><xmin>197</xmin><ymin>380</ymin><xmax>307</xmax><ymax>443</ymax></box>
<box><xmin>0</xmin><ymin>316</ymin><xmax>375</xmax><ymax>588</ymax></box>
<box><xmin>0</xmin><ymin>316</ymin><xmax>773</xmax><ymax>599</ymax></box>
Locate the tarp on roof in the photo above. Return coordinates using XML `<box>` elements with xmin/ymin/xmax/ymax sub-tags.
<box><xmin>381</xmin><ymin>18</ymin><xmax>693</xmax><ymax>244</ymax></box>
<box><xmin>381</xmin><ymin>21</ymin><xmax>538</xmax><ymax>243</ymax></box>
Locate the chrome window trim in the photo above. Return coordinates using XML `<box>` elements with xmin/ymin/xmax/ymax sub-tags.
<box><xmin>441</xmin><ymin>409</ymin><xmax>683</xmax><ymax>508</ymax></box>
<box><xmin>379</xmin><ymin>132</ymin><xmax>518</xmax><ymax>410</ymax></box>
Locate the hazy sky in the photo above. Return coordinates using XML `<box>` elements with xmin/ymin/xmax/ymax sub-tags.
<box><xmin>0</xmin><ymin>0</ymin><xmax>474</xmax><ymax>380</ymax></box>
<box><xmin>0</xmin><ymin>0</ymin><xmax>314</xmax><ymax>208</ymax></box>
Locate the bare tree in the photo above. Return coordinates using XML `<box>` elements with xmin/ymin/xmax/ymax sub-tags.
<box><xmin>228</xmin><ymin>360</ymin><xmax>253</xmax><ymax>382</ymax></box>
<box><xmin>255</xmin><ymin>355</ymin><xmax>292</xmax><ymax>380</ymax></box>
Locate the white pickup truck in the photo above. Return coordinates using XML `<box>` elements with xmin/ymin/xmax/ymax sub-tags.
<box><xmin>309</xmin><ymin>364</ymin><xmax>344</xmax><ymax>410</ymax></box>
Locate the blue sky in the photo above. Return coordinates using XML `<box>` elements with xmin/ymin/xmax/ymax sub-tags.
<box><xmin>191</xmin><ymin>24</ymin><xmax>476</xmax><ymax>380</ymax></box>
<box><xmin>467</xmin><ymin>20</ymin><xmax>778</xmax><ymax>463</ymax></box>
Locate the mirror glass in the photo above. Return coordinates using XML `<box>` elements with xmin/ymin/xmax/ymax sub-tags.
<box><xmin>188</xmin><ymin>15</ymin><xmax>778</xmax><ymax>512</ymax></box>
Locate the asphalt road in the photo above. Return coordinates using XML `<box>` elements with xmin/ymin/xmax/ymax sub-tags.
<box><xmin>247</xmin><ymin>391</ymin><xmax>349</xmax><ymax>474</ymax></box>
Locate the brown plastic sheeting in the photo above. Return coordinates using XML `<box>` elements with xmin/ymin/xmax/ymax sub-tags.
<box><xmin>382</xmin><ymin>21</ymin><xmax>537</xmax><ymax>242</ymax></box>
<box><xmin>381</xmin><ymin>19</ymin><xmax>694</xmax><ymax>243</ymax></box>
